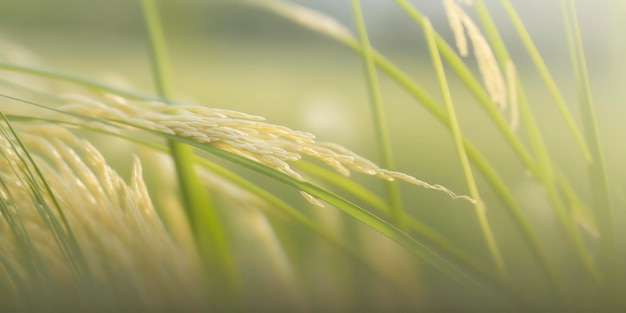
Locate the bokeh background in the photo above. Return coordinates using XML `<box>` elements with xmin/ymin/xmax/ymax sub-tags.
<box><xmin>1</xmin><ymin>0</ymin><xmax>624</xmax><ymax>311</ymax></box>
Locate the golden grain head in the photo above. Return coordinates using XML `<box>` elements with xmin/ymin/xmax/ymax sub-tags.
<box><xmin>443</xmin><ymin>0</ymin><xmax>470</xmax><ymax>56</ymax></box>
<box><xmin>443</xmin><ymin>0</ymin><xmax>507</xmax><ymax>110</ymax></box>
<box><xmin>0</xmin><ymin>123</ymin><xmax>206</xmax><ymax>309</ymax></box>
<box><xmin>60</xmin><ymin>93</ymin><xmax>475</xmax><ymax>204</ymax></box>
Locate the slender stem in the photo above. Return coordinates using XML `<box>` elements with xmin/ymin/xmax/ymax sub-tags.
<box><xmin>1</xmin><ymin>113</ymin><xmax>89</xmax><ymax>282</ymax></box>
<box><xmin>516</xmin><ymin>83</ymin><xmax>602</xmax><ymax>284</ymax></box>
<box><xmin>139</xmin><ymin>0</ymin><xmax>240</xmax><ymax>300</ymax></box>
<box><xmin>480</xmin><ymin>0</ymin><xmax>605</xmax><ymax>288</ymax></box>
<box><xmin>473</xmin><ymin>0</ymin><xmax>586</xmax><ymax>296</ymax></box>
<box><xmin>0</xmin><ymin>62</ymin><xmax>157</xmax><ymax>100</ymax></box>
<box><xmin>474</xmin><ymin>0</ymin><xmax>602</xmax><ymax>286</ymax></box>
<box><xmin>562</xmin><ymin>0</ymin><xmax>616</xmax><ymax>291</ymax></box>
<box><xmin>422</xmin><ymin>19</ymin><xmax>508</xmax><ymax>281</ymax></box>
<box><xmin>350</xmin><ymin>0</ymin><xmax>405</xmax><ymax>228</ymax></box>
<box><xmin>499</xmin><ymin>0</ymin><xmax>592</xmax><ymax>162</ymax></box>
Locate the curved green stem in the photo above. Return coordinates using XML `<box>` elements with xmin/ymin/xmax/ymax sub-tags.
<box><xmin>351</xmin><ymin>0</ymin><xmax>405</xmax><ymax>228</ymax></box>
<box><xmin>0</xmin><ymin>62</ymin><xmax>156</xmax><ymax>100</ymax></box>
<box><xmin>499</xmin><ymin>0</ymin><xmax>592</xmax><ymax>162</ymax></box>
<box><xmin>561</xmin><ymin>0</ymin><xmax>616</xmax><ymax>295</ymax></box>
<box><xmin>474</xmin><ymin>0</ymin><xmax>601</xmax><ymax>287</ymax></box>
<box><xmin>139</xmin><ymin>0</ymin><xmax>240</xmax><ymax>301</ymax></box>
<box><xmin>422</xmin><ymin>19</ymin><xmax>508</xmax><ymax>281</ymax></box>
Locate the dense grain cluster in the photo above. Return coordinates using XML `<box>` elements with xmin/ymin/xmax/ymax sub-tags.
<box><xmin>61</xmin><ymin>93</ymin><xmax>474</xmax><ymax>204</ymax></box>
<box><xmin>443</xmin><ymin>0</ymin><xmax>507</xmax><ymax>109</ymax></box>
<box><xmin>0</xmin><ymin>124</ymin><xmax>205</xmax><ymax>310</ymax></box>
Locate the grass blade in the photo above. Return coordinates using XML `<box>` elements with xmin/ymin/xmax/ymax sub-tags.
<box><xmin>350</xmin><ymin>0</ymin><xmax>405</xmax><ymax>228</ymax></box>
<box><xmin>139</xmin><ymin>0</ymin><xmax>240</xmax><ymax>300</ymax></box>
<box><xmin>561</xmin><ymin>0</ymin><xmax>616</xmax><ymax>291</ymax></box>
<box><xmin>0</xmin><ymin>174</ymin><xmax>51</xmax><ymax>289</ymax></box>
<box><xmin>422</xmin><ymin>18</ymin><xmax>508</xmax><ymax>281</ymax></box>
<box><xmin>473</xmin><ymin>0</ymin><xmax>598</xmax><ymax>294</ymax></box>
<box><xmin>0</xmin><ymin>62</ymin><xmax>156</xmax><ymax>100</ymax></box>
<box><xmin>499</xmin><ymin>0</ymin><xmax>592</xmax><ymax>162</ymax></box>
<box><xmin>0</xmin><ymin>113</ymin><xmax>91</xmax><ymax>284</ymax></box>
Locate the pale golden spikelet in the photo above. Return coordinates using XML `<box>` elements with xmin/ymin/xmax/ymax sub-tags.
<box><xmin>0</xmin><ymin>124</ymin><xmax>206</xmax><ymax>310</ymax></box>
<box><xmin>444</xmin><ymin>0</ymin><xmax>469</xmax><ymax>56</ymax></box>
<box><xmin>300</xmin><ymin>190</ymin><xmax>327</xmax><ymax>207</ymax></box>
<box><xmin>253</xmin><ymin>0</ymin><xmax>353</xmax><ymax>43</ymax></box>
<box><xmin>443</xmin><ymin>0</ymin><xmax>507</xmax><ymax>109</ymax></box>
<box><xmin>60</xmin><ymin>94</ymin><xmax>475</xmax><ymax>204</ymax></box>
<box><xmin>505</xmin><ymin>60</ymin><xmax>520</xmax><ymax>131</ymax></box>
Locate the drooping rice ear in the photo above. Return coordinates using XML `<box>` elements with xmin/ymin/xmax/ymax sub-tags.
<box><xmin>443</xmin><ymin>0</ymin><xmax>508</xmax><ymax>110</ymax></box>
<box><xmin>0</xmin><ymin>124</ymin><xmax>207</xmax><ymax>309</ymax></box>
<box><xmin>60</xmin><ymin>94</ymin><xmax>475</xmax><ymax>204</ymax></box>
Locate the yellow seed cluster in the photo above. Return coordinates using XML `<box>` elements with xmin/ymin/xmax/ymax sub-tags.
<box><xmin>0</xmin><ymin>125</ymin><xmax>206</xmax><ymax>310</ymax></box>
<box><xmin>61</xmin><ymin>94</ymin><xmax>474</xmax><ymax>204</ymax></box>
<box><xmin>443</xmin><ymin>0</ymin><xmax>507</xmax><ymax>109</ymax></box>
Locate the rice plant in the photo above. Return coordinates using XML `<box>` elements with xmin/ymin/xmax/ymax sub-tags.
<box><xmin>0</xmin><ymin>0</ymin><xmax>623</xmax><ymax>312</ymax></box>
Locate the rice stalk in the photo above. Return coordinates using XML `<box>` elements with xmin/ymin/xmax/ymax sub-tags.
<box><xmin>139</xmin><ymin>0</ymin><xmax>240</xmax><ymax>303</ymax></box>
<box><xmin>499</xmin><ymin>0</ymin><xmax>592</xmax><ymax>162</ymax></box>
<box><xmin>473</xmin><ymin>0</ymin><xmax>602</xmax><ymax>288</ymax></box>
<box><xmin>561</xmin><ymin>0</ymin><xmax>617</xmax><ymax>299</ymax></box>
<box><xmin>0</xmin><ymin>62</ymin><xmax>155</xmax><ymax>100</ymax></box>
<box><xmin>422</xmin><ymin>18</ymin><xmax>508</xmax><ymax>281</ymax></box>
<box><xmin>351</xmin><ymin>0</ymin><xmax>406</xmax><ymax>229</ymax></box>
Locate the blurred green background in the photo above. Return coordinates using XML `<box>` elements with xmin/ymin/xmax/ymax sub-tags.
<box><xmin>1</xmin><ymin>0</ymin><xmax>625</xmax><ymax>311</ymax></box>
